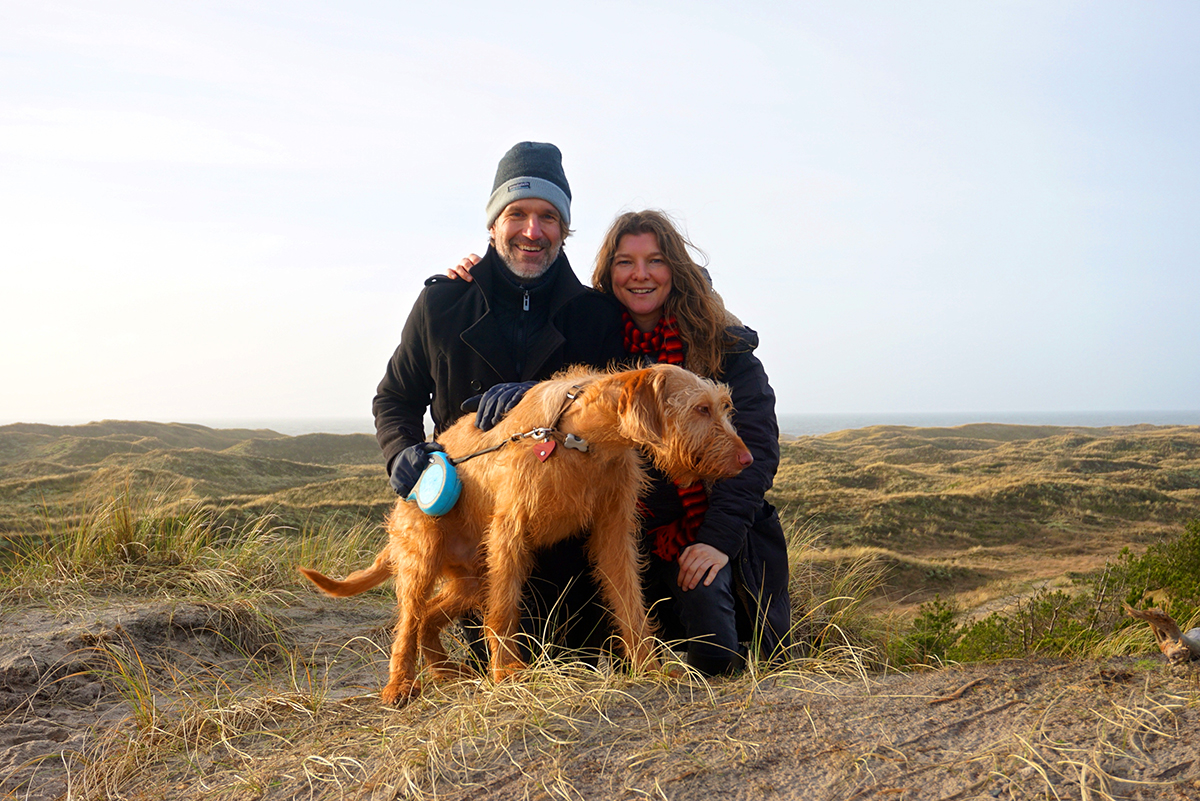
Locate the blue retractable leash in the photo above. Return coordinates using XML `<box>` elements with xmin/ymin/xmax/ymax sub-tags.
<box><xmin>407</xmin><ymin>384</ymin><xmax>588</xmax><ymax>517</ymax></box>
<box><xmin>406</xmin><ymin>452</ymin><xmax>462</xmax><ymax>516</ymax></box>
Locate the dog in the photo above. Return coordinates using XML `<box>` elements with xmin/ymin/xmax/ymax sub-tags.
<box><xmin>300</xmin><ymin>363</ymin><xmax>752</xmax><ymax>704</ymax></box>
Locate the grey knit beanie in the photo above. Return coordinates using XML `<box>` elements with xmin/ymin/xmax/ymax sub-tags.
<box><xmin>485</xmin><ymin>142</ymin><xmax>572</xmax><ymax>230</ymax></box>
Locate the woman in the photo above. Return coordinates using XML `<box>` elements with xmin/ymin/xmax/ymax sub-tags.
<box><xmin>591</xmin><ymin>211</ymin><xmax>791</xmax><ymax>675</ymax></box>
<box><xmin>452</xmin><ymin>210</ymin><xmax>791</xmax><ymax>675</ymax></box>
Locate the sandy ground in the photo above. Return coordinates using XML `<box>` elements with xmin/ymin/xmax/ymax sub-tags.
<box><xmin>3</xmin><ymin>599</ymin><xmax>1198</xmax><ymax>801</ymax></box>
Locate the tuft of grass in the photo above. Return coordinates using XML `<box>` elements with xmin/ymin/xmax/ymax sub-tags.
<box><xmin>785</xmin><ymin>518</ymin><xmax>891</xmax><ymax>668</ymax></box>
<box><xmin>1</xmin><ymin>482</ymin><xmax>388</xmax><ymax>608</ymax></box>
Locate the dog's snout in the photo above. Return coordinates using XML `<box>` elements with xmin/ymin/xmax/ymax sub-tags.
<box><xmin>738</xmin><ymin>450</ymin><xmax>753</xmax><ymax>467</ymax></box>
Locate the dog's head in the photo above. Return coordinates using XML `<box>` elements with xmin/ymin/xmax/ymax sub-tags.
<box><xmin>616</xmin><ymin>363</ymin><xmax>752</xmax><ymax>485</ymax></box>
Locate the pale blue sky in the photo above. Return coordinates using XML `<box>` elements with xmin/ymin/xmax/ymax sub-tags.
<box><xmin>2</xmin><ymin>1</ymin><xmax>1197</xmax><ymax>425</ymax></box>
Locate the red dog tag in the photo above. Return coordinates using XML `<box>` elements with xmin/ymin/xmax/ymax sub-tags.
<box><xmin>534</xmin><ymin>440</ymin><xmax>556</xmax><ymax>462</ymax></box>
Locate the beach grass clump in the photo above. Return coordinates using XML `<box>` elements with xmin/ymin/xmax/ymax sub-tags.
<box><xmin>0</xmin><ymin>482</ymin><xmax>387</xmax><ymax>607</ymax></box>
<box><xmin>52</xmin><ymin>632</ymin><xmax>370</xmax><ymax>801</ymax></box>
<box><xmin>784</xmin><ymin>517</ymin><xmax>891</xmax><ymax>667</ymax></box>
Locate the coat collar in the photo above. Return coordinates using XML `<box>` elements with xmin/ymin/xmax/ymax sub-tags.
<box><xmin>461</xmin><ymin>246</ymin><xmax>588</xmax><ymax>381</ymax></box>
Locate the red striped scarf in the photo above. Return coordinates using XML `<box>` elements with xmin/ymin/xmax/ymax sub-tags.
<box><xmin>623</xmin><ymin>312</ymin><xmax>686</xmax><ymax>364</ymax></box>
<box><xmin>622</xmin><ymin>312</ymin><xmax>708</xmax><ymax>562</ymax></box>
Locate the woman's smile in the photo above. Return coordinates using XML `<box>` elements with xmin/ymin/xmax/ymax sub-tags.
<box><xmin>610</xmin><ymin>232</ymin><xmax>673</xmax><ymax>332</ymax></box>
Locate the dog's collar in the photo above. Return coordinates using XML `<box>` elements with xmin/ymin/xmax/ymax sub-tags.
<box><xmin>447</xmin><ymin>384</ymin><xmax>588</xmax><ymax>466</ymax></box>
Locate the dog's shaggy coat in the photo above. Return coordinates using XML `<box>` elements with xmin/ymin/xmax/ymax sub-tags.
<box><xmin>300</xmin><ymin>363</ymin><xmax>752</xmax><ymax>704</ymax></box>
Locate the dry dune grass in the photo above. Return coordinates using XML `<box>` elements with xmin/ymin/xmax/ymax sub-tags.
<box><xmin>4</xmin><ymin>597</ymin><xmax>1198</xmax><ymax>800</ymax></box>
<box><xmin>4</xmin><ymin>510</ymin><xmax>1198</xmax><ymax>799</ymax></box>
<box><xmin>775</xmin><ymin>424</ymin><xmax>1200</xmax><ymax>615</ymax></box>
<box><xmin>0</xmin><ymin>421</ymin><xmax>389</xmax><ymax>537</ymax></box>
<box><xmin>4</xmin><ymin>422</ymin><xmax>1200</xmax><ymax>799</ymax></box>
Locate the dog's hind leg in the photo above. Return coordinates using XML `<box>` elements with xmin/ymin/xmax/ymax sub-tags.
<box><xmin>381</xmin><ymin>539</ymin><xmax>442</xmax><ymax>705</ymax></box>
<box><xmin>586</xmin><ymin>502</ymin><xmax>660</xmax><ymax>672</ymax></box>
<box><xmin>419</xmin><ymin>571</ymin><xmax>483</xmax><ymax>680</ymax></box>
<box><xmin>482</xmin><ymin>514</ymin><xmax>535</xmax><ymax>683</ymax></box>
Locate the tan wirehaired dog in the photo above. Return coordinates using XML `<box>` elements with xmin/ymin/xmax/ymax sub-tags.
<box><xmin>299</xmin><ymin>363</ymin><xmax>752</xmax><ymax>704</ymax></box>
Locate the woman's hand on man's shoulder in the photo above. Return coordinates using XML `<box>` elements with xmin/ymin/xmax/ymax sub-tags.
<box><xmin>447</xmin><ymin>253</ymin><xmax>482</xmax><ymax>282</ymax></box>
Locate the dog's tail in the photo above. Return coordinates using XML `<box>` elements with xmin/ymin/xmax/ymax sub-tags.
<box><xmin>299</xmin><ymin>550</ymin><xmax>392</xmax><ymax>597</ymax></box>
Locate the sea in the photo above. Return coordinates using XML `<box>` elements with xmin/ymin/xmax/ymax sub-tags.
<box><xmin>186</xmin><ymin>411</ymin><xmax>1200</xmax><ymax>439</ymax></box>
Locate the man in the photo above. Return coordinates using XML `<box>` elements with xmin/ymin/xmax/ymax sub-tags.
<box><xmin>373</xmin><ymin>141</ymin><xmax>624</xmax><ymax>657</ymax></box>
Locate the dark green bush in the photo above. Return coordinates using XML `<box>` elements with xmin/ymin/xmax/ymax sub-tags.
<box><xmin>1110</xmin><ymin>518</ymin><xmax>1200</xmax><ymax>616</ymax></box>
<box><xmin>899</xmin><ymin>519</ymin><xmax>1200</xmax><ymax>662</ymax></box>
<box><xmin>949</xmin><ymin>589</ymin><xmax>1100</xmax><ymax>662</ymax></box>
<box><xmin>890</xmin><ymin>596</ymin><xmax>959</xmax><ymax>665</ymax></box>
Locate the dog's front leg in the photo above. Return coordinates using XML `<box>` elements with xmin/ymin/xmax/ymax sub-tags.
<box><xmin>587</xmin><ymin>504</ymin><xmax>660</xmax><ymax>672</ymax></box>
<box><xmin>483</xmin><ymin>515</ymin><xmax>534</xmax><ymax>683</ymax></box>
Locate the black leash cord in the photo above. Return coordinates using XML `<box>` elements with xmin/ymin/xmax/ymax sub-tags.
<box><xmin>445</xmin><ymin>384</ymin><xmax>586</xmax><ymax>467</ymax></box>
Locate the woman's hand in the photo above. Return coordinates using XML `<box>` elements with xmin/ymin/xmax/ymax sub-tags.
<box><xmin>447</xmin><ymin>253</ymin><xmax>482</xmax><ymax>281</ymax></box>
<box><xmin>676</xmin><ymin>543</ymin><xmax>729</xmax><ymax>591</ymax></box>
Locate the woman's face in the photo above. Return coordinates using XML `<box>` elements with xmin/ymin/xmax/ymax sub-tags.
<box><xmin>611</xmin><ymin>232</ymin><xmax>672</xmax><ymax>332</ymax></box>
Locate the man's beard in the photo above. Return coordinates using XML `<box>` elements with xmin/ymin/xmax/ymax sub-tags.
<box><xmin>495</xmin><ymin>235</ymin><xmax>562</xmax><ymax>280</ymax></box>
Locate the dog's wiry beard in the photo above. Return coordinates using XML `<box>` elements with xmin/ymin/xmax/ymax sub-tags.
<box><xmin>495</xmin><ymin>234</ymin><xmax>562</xmax><ymax>280</ymax></box>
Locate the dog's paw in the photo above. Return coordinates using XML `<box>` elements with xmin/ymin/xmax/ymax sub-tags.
<box><xmin>491</xmin><ymin>662</ymin><xmax>528</xmax><ymax>684</ymax></box>
<box><xmin>381</xmin><ymin>679</ymin><xmax>421</xmax><ymax>706</ymax></box>
<box><xmin>663</xmin><ymin>663</ymin><xmax>686</xmax><ymax>680</ymax></box>
<box><xmin>430</xmin><ymin>661</ymin><xmax>479</xmax><ymax>681</ymax></box>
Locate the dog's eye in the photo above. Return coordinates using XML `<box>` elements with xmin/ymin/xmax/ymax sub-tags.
<box><xmin>695</xmin><ymin>405</ymin><xmax>711</xmax><ymax>417</ymax></box>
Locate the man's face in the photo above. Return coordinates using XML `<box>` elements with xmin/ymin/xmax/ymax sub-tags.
<box><xmin>490</xmin><ymin>198</ymin><xmax>564</xmax><ymax>279</ymax></box>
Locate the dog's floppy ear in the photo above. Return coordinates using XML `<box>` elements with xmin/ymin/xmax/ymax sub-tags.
<box><xmin>617</xmin><ymin>369</ymin><xmax>666</xmax><ymax>444</ymax></box>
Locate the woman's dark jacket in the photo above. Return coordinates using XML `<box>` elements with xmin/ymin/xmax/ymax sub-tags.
<box><xmin>641</xmin><ymin>326</ymin><xmax>792</xmax><ymax>658</ymax></box>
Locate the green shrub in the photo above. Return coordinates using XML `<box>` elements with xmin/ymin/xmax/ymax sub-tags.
<box><xmin>948</xmin><ymin>589</ymin><xmax>1101</xmax><ymax>662</ymax></box>
<box><xmin>890</xmin><ymin>596</ymin><xmax>959</xmax><ymax>665</ymax></box>
<box><xmin>946</xmin><ymin>612</ymin><xmax>1021</xmax><ymax>662</ymax></box>
<box><xmin>940</xmin><ymin>519</ymin><xmax>1200</xmax><ymax>662</ymax></box>
<box><xmin>1110</xmin><ymin>518</ymin><xmax>1200</xmax><ymax>616</ymax></box>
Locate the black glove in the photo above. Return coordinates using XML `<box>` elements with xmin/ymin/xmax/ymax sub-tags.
<box><xmin>388</xmin><ymin>441</ymin><xmax>446</xmax><ymax>496</ymax></box>
<box><xmin>462</xmin><ymin>381</ymin><xmax>536</xmax><ymax>431</ymax></box>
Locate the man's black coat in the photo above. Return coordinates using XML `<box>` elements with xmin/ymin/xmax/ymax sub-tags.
<box><xmin>372</xmin><ymin>245</ymin><xmax>625</xmax><ymax>657</ymax></box>
<box><xmin>373</xmin><ymin>245</ymin><xmax>625</xmax><ymax>470</ymax></box>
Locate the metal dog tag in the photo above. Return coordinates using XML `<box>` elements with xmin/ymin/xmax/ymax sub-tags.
<box><xmin>534</xmin><ymin>440</ymin><xmax>556</xmax><ymax>462</ymax></box>
<box><xmin>564</xmin><ymin>434</ymin><xmax>589</xmax><ymax>453</ymax></box>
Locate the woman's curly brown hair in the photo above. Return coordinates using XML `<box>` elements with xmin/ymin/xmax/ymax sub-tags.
<box><xmin>592</xmin><ymin>210</ymin><xmax>739</xmax><ymax>380</ymax></box>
